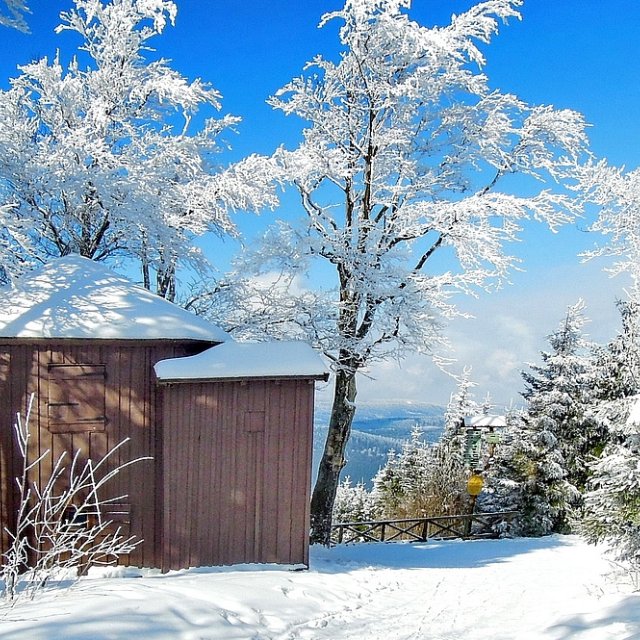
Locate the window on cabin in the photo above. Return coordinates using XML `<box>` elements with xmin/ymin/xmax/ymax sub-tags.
<box><xmin>47</xmin><ymin>364</ymin><xmax>107</xmax><ymax>433</ymax></box>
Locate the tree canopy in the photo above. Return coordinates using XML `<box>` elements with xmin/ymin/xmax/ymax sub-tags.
<box><xmin>207</xmin><ymin>0</ymin><xmax>591</xmax><ymax>543</ymax></box>
<box><xmin>0</xmin><ymin>0</ymin><xmax>276</xmax><ymax>295</ymax></box>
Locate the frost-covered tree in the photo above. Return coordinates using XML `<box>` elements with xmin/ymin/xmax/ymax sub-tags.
<box><xmin>441</xmin><ymin>367</ymin><xmax>479</xmax><ymax>472</ymax></box>
<box><xmin>0</xmin><ymin>0</ymin><xmax>275</xmax><ymax>295</ymax></box>
<box><xmin>212</xmin><ymin>0</ymin><xmax>589</xmax><ymax>543</ymax></box>
<box><xmin>478</xmin><ymin>407</ymin><xmax>525</xmax><ymax>522</ymax></box>
<box><xmin>524</xmin><ymin>300</ymin><xmax>601</xmax><ymax>492</ymax></box>
<box><xmin>576</xmin><ymin>161</ymin><xmax>640</xmax><ymax>397</ymax></box>
<box><xmin>493</xmin><ymin>302</ymin><xmax>594</xmax><ymax>535</ymax></box>
<box><xmin>591</xmin><ymin>300</ymin><xmax>640</xmax><ymax>407</ymax></box>
<box><xmin>577</xmin><ymin>163</ymin><xmax>640</xmax><ymax>286</ymax></box>
<box><xmin>0</xmin><ymin>0</ymin><xmax>28</xmax><ymax>31</ymax></box>
<box><xmin>332</xmin><ymin>476</ymin><xmax>379</xmax><ymax>524</ymax></box>
<box><xmin>443</xmin><ymin>367</ymin><xmax>479</xmax><ymax>439</ymax></box>
<box><xmin>570</xmin><ymin>157</ymin><xmax>640</xmax><ymax>565</ymax></box>
<box><xmin>506</xmin><ymin>412</ymin><xmax>577</xmax><ymax>535</ymax></box>
<box><xmin>581</xmin><ymin>398</ymin><xmax>640</xmax><ymax>573</ymax></box>
<box><xmin>373</xmin><ymin>426</ymin><xmax>468</xmax><ymax>519</ymax></box>
<box><xmin>581</xmin><ymin>301</ymin><xmax>640</xmax><ymax>568</ymax></box>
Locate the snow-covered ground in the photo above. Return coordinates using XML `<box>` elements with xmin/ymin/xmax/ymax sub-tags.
<box><xmin>1</xmin><ymin>536</ymin><xmax>638</xmax><ymax>639</ymax></box>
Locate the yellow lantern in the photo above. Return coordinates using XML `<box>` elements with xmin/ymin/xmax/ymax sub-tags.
<box><xmin>467</xmin><ymin>473</ymin><xmax>484</xmax><ymax>496</ymax></box>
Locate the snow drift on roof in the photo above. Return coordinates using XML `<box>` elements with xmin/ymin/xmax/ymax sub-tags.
<box><xmin>154</xmin><ymin>341</ymin><xmax>329</xmax><ymax>381</ymax></box>
<box><xmin>465</xmin><ymin>415</ymin><xmax>507</xmax><ymax>428</ymax></box>
<box><xmin>0</xmin><ymin>255</ymin><xmax>229</xmax><ymax>342</ymax></box>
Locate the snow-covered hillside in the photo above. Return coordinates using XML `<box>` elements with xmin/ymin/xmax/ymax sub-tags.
<box><xmin>1</xmin><ymin>536</ymin><xmax>636</xmax><ymax>639</ymax></box>
<box><xmin>313</xmin><ymin>401</ymin><xmax>445</xmax><ymax>486</ymax></box>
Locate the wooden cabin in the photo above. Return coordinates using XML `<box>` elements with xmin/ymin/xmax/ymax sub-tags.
<box><xmin>0</xmin><ymin>256</ymin><xmax>327</xmax><ymax>570</ymax></box>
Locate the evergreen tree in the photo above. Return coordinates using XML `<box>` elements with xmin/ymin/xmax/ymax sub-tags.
<box><xmin>373</xmin><ymin>426</ymin><xmax>430</xmax><ymax>519</ymax></box>
<box><xmin>373</xmin><ymin>425</ymin><xmax>467</xmax><ymax>519</ymax></box>
<box><xmin>581</xmin><ymin>300</ymin><xmax>640</xmax><ymax>568</ymax></box>
<box><xmin>591</xmin><ymin>300</ymin><xmax>640</xmax><ymax>406</ymax></box>
<box><xmin>479</xmin><ymin>408</ymin><xmax>527</xmax><ymax>528</ymax></box>
<box><xmin>525</xmin><ymin>301</ymin><xmax>599</xmax><ymax>491</ymax></box>
<box><xmin>443</xmin><ymin>366</ymin><xmax>479</xmax><ymax>441</ymax></box>
<box><xmin>492</xmin><ymin>301</ymin><xmax>594</xmax><ymax>534</ymax></box>
<box><xmin>332</xmin><ymin>477</ymin><xmax>379</xmax><ymax>524</ymax></box>
<box><xmin>581</xmin><ymin>398</ymin><xmax>640</xmax><ymax>571</ymax></box>
<box><xmin>441</xmin><ymin>368</ymin><xmax>479</xmax><ymax>496</ymax></box>
<box><xmin>371</xmin><ymin>449</ymin><xmax>405</xmax><ymax>517</ymax></box>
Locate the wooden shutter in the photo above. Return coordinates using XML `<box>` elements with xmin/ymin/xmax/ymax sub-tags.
<box><xmin>47</xmin><ymin>364</ymin><xmax>107</xmax><ymax>433</ymax></box>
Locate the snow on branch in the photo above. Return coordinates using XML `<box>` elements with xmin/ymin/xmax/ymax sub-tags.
<box><xmin>0</xmin><ymin>0</ymin><xmax>278</xmax><ymax>294</ymax></box>
<box><xmin>0</xmin><ymin>0</ymin><xmax>29</xmax><ymax>32</ymax></box>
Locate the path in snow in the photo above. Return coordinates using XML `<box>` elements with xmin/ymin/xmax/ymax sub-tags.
<box><xmin>0</xmin><ymin>535</ymin><xmax>638</xmax><ymax>639</ymax></box>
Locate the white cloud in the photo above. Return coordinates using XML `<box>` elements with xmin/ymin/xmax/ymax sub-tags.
<box><xmin>355</xmin><ymin>260</ymin><xmax>630</xmax><ymax>410</ymax></box>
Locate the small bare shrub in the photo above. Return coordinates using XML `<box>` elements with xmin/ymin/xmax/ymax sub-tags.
<box><xmin>1</xmin><ymin>395</ymin><xmax>147</xmax><ymax>605</ymax></box>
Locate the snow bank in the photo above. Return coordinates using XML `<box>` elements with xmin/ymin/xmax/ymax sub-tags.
<box><xmin>0</xmin><ymin>255</ymin><xmax>228</xmax><ymax>342</ymax></box>
<box><xmin>154</xmin><ymin>340</ymin><xmax>329</xmax><ymax>381</ymax></box>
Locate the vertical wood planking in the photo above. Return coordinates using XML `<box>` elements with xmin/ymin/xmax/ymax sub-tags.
<box><xmin>261</xmin><ymin>380</ymin><xmax>278</xmax><ymax>563</ymax></box>
<box><xmin>0</xmin><ymin>347</ymin><xmax>15</xmax><ymax>553</ymax></box>
<box><xmin>164</xmin><ymin>377</ymin><xmax>317</xmax><ymax>570</ymax></box>
<box><xmin>1</xmin><ymin>344</ymin><xmax>321</xmax><ymax>570</ymax></box>
<box><xmin>0</xmin><ymin>340</ymin><xmax>198</xmax><ymax>568</ymax></box>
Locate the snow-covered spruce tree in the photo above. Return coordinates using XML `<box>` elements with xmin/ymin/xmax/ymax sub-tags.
<box><xmin>525</xmin><ymin>300</ymin><xmax>601</xmax><ymax>493</ymax></box>
<box><xmin>373</xmin><ymin>425</ymin><xmax>467</xmax><ymax>520</ymax></box>
<box><xmin>503</xmin><ymin>411</ymin><xmax>575</xmax><ymax>535</ymax></box>
<box><xmin>332</xmin><ymin>476</ymin><xmax>379</xmax><ymax>524</ymax></box>
<box><xmin>478</xmin><ymin>407</ymin><xmax>526</xmax><ymax>526</ymax></box>
<box><xmin>443</xmin><ymin>366</ymin><xmax>480</xmax><ymax>442</ymax></box>
<box><xmin>0</xmin><ymin>0</ymin><xmax>275</xmax><ymax>295</ymax></box>
<box><xmin>374</xmin><ymin>427</ymin><xmax>430</xmax><ymax>519</ymax></box>
<box><xmin>498</xmin><ymin>301</ymin><xmax>595</xmax><ymax>535</ymax></box>
<box><xmin>370</xmin><ymin>450</ymin><xmax>402</xmax><ymax>517</ymax></box>
<box><xmin>591</xmin><ymin>300</ymin><xmax>640</xmax><ymax>408</ymax></box>
<box><xmin>580</xmin><ymin>300</ymin><xmax>640</xmax><ymax>569</ymax></box>
<box><xmin>442</xmin><ymin>366</ymin><xmax>485</xmax><ymax>468</ymax></box>
<box><xmin>0</xmin><ymin>0</ymin><xmax>28</xmax><ymax>31</ymax></box>
<box><xmin>575</xmin><ymin>161</ymin><xmax>640</xmax><ymax>409</ymax></box>
<box><xmin>422</xmin><ymin>437</ymin><xmax>469</xmax><ymax>517</ymax></box>
<box><xmin>570</xmin><ymin>163</ymin><xmax>640</xmax><ymax>566</ymax></box>
<box><xmin>581</xmin><ymin>397</ymin><xmax>640</xmax><ymax>575</ymax></box>
<box><xmin>210</xmin><ymin>0</ymin><xmax>589</xmax><ymax>543</ymax></box>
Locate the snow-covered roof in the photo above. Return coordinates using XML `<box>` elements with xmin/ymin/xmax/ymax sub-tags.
<box><xmin>0</xmin><ymin>255</ymin><xmax>229</xmax><ymax>342</ymax></box>
<box><xmin>154</xmin><ymin>341</ymin><xmax>329</xmax><ymax>382</ymax></box>
<box><xmin>465</xmin><ymin>415</ymin><xmax>507</xmax><ymax>428</ymax></box>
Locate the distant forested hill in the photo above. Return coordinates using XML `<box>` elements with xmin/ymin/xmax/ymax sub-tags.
<box><xmin>313</xmin><ymin>402</ymin><xmax>445</xmax><ymax>488</ymax></box>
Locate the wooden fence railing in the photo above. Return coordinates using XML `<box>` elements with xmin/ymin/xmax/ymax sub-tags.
<box><xmin>331</xmin><ymin>511</ymin><xmax>519</xmax><ymax>545</ymax></box>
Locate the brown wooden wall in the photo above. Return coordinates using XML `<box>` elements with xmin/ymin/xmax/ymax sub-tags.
<box><xmin>0</xmin><ymin>339</ymin><xmax>205</xmax><ymax>568</ymax></box>
<box><xmin>160</xmin><ymin>378</ymin><xmax>316</xmax><ymax>571</ymax></box>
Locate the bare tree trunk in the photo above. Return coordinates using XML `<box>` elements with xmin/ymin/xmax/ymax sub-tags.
<box><xmin>141</xmin><ymin>233</ymin><xmax>151</xmax><ymax>291</ymax></box>
<box><xmin>157</xmin><ymin>263</ymin><xmax>176</xmax><ymax>302</ymax></box>
<box><xmin>142</xmin><ymin>259</ymin><xmax>150</xmax><ymax>292</ymax></box>
<box><xmin>310</xmin><ymin>368</ymin><xmax>357</xmax><ymax>545</ymax></box>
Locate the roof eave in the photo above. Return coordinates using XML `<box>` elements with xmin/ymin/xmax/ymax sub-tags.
<box><xmin>155</xmin><ymin>372</ymin><xmax>330</xmax><ymax>385</ymax></box>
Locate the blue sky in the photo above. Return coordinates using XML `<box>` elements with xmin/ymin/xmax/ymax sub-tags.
<box><xmin>1</xmin><ymin>1</ymin><xmax>640</xmax><ymax>409</ymax></box>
